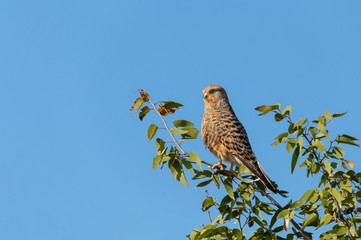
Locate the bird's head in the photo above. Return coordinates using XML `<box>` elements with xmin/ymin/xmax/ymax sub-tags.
<box><xmin>202</xmin><ymin>85</ymin><xmax>229</xmax><ymax>105</ymax></box>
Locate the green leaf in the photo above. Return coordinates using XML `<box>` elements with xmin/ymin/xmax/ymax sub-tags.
<box><xmin>298</xmin><ymin>137</ymin><xmax>303</xmax><ymax>151</ymax></box>
<box><xmin>332</xmin><ymin>112</ymin><xmax>346</xmax><ymax>118</ymax></box>
<box><xmin>216</xmin><ymin>226</ymin><xmax>229</xmax><ymax>233</ymax></box>
<box><xmin>342</xmin><ymin>134</ymin><xmax>359</xmax><ymax>140</ymax></box>
<box><xmin>275</xmin><ymin>113</ymin><xmax>284</xmax><ymax>121</ymax></box>
<box><xmin>192</xmin><ymin>170</ymin><xmax>212</xmax><ymax>179</ymax></box>
<box><xmin>272</xmin><ymin>133</ymin><xmax>288</xmax><ymax>146</ymax></box>
<box><xmin>282</xmin><ymin>106</ymin><xmax>292</xmax><ymax>116</ymax></box>
<box><xmin>356</xmin><ymin>191</ymin><xmax>361</xmax><ymax>203</ymax></box>
<box><xmin>162</xmin><ymin>101</ymin><xmax>183</xmax><ymax>109</ymax></box>
<box><xmin>307</xmin><ymin>191</ymin><xmax>320</xmax><ymax>203</ymax></box>
<box><xmin>300</xmin><ymin>190</ymin><xmax>314</xmax><ymax>202</ymax></box>
<box><xmin>238</xmin><ymin>165</ymin><xmax>253</xmax><ymax>174</ymax></box>
<box><xmin>319</xmin><ymin>214</ymin><xmax>332</xmax><ymax>227</ymax></box>
<box><xmin>171</xmin><ymin>128</ymin><xmax>188</xmax><ymax>135</ymax></box>
<box><xmin>147</xmin><ymin>124</ymin><xmax>158</xmax><ymax>141</ymax></box>
<box><xmin>296</xmin><ymin>118</ymin><xmax>307</xmax><ymax>126</ymax></box>
<box><xmin>276</xmin><ymin>132</ymin><xmax>288</xmax><ymax>140</ymax></box>
<box><xmin>331</xmin><ymin>162</ymin><xmax>338</xmax><ymax>169</ymax></box>
<box><xmin>161</xmin><ymin>156</ymin><xmax>171</xmax><ymax>164</ymax></box>
<box><xmin>253</xmin><ymin>206</ymin><xmax>263</xmax><ymax>220</ymax></box>
<box><xmin>309</xmin><ymin>127</ymin><xmax>317</xmax><ymax>139</ymax></box>
<box><xmin>291</xmin><ymin>144</ymin><xmax>300</xmax><ymax>173</ymax></box>
<box><xmin>139</xmin><ymin>106</ymin><xmax>150</xmax><ymax>120</ymax></box>
<box><xmin>211</xmin><ymin>214</ymin><xmax>222</xmax><ymax>225</ymax></box>
<box><xmin>331</xmin><ymin>188</ymin><xmax>342</xmax><ymax>203</ymax></box>
<box><xmin>302</xmin><ymin>213</ymin><xmax>318</xmax><ymax>229</ymax></box>
<box><xmin>239</xmin><ymin>191</ymin><xmax>250</xmax><ymax>202</ymax></box>
<box><xmin>212</xmin><ymin>173</ymin><xmax>221</xmax><ymax>189</ymax></box>
<box><xmin>329</xmin><ymin>224</ymin><xmax>348</xmax><ymax>236</ymax></box>
<box><xmin>333</xmin><ymin>147</ymin><xmax>345</xmax><ymax>158</ymax></box>
<box><xmin>271</xmin><ymin>103</ymin><xmax>281</xmax><ymax>110</ymax></box>
<box><xmin>198</xmin><ymin>227</ymin><xmax>214</xmax><ymax>239</ymax></box>
<box><xmin>232</xmin><ymin>229</ymin><xmax>243</xmax><ymax>240</ymax></box>
<box><xmin>342</xmin><ymin>160</ymin><xmax>354</xmax><ymax>170</ymax></box>
<box><xmin>298</xmin><ymin>162</ymin><xmax>307</xmax><ymax>168</ymax></box>
<box><xmin>255</xmin><ymin>105</ymin><xmax>272</xmax><ymax>115</ymax></box>
<box><xmin>219</xmin><ymin>195</ymin><xmax>232</xmax><ymax>207</ymax></box>
<box><xmin>324</xmin><ymin>160</ymin><xmax>331</xmax><ymax>174</ymax></box>
<box><xmin>189</xmin><ymin>152</ymin><xmax>203</xmax><ymax>171</ymax></box>
<box><xmin>345</xmin><ymin>160</ymin><xmax>354</xmax><ymax>169</ymax></box>
<box><xmin>188</xmin><ymin>231</ymin><xmax>199</xmax><ymax>240</ymax></box>
<box><xmin>290</xmin><ymin>200</ymin><xmax>303</xmax><ymax>208</ymax></box>
<box><xmin>223</xmin><ymin>178</ymin><xmax>235</xmax><ymax>200</ymax></box>
<box><xmin>173</xmin><ymin>120</ymin><xmax>194</xmax><ymax>128</ymax></box>
<box><xmin>155</xmin><ymin>138</ymin><xmax>165</xmax><ymax>154</ymax></box>
<box><xmin>182</xmin><ymin>159</ymin><xmax>195</xmax><ymax>173</ymax></box>
<box><xmin>130</xmin><ymin>97</ymin><xmax>144</xmax><ymax>111</ymax></box>
<box><xmin>288</xmin><ymin>123</ymin><xmax>295</xmax><ymax>134</ymax></box>
<box><xmin>277</xmin><ymin>209</ymin><xmax>290</xmax><ymax>219</ymax></box>
<box><xmin>251</xmin><ymin>217</ymin><xmax>266</xmax><ymax>228</ymax></box>
<box><xmin>270</xmin><ymin>209</ymin><xmax>281</xmax><ymax>228</ymax></box>
<box><xmin>181</xmin><ymin>127</ymin><xmax>200</xmax><ymax>139</ymax></box>
<box><xmin>202</xmin><ymin>197</ymin><xmax>217</xmax><ymax>211</ymax></box>
<box><xmin>320</xmin><ymin>233</ymin><xmax>337</xmax><ymax>240</ymax></box>
<box><xmin>152</xmin><ymin>155</ymin><xmax>162</xmax><ymax>169</ymax></box>
<box><xmin>317</xmin><ymin>116</ymin><xmax>326</xmax><ymax>126</ymax></box>
<box><xmin>197</xmin><ymin>179</ymin><xmax>212</xmax><ymax>188</ymax></box>
<box><xmin>297</xmin><ymin>127</ymin><xmax>305</xmax><ymax>137</ymax></box>
<box><xmin>259</xmin><ymin>203</ymin><xmax>275</xmax><ymax>215</ymax></box>
<box><xmin>317</xmin><ymin>122</ymin><xmax>330</xmax><ymax>142</ymax></box>
<box><xmin>286</xmin><ymin>141</ymin><xmax>296</xmax><ymax>153</ymax></box>
<box><xmin>313</xmin><ymin>139</ymin><xmax>326</xmax><ymax>153</ymax></box>
<box><xmin>325</xmin><ymin>111</ymin><xmax>332</xmax><ymax>121</ymax></box>
<box><xmin>336</xmin><ymin>135</ymin><xmax>360</xmax><ymax>147</ymax></box>
<box><xmin>272</xmin><ymin>137</ymin><xmax>286</xmax><ymax>146</ymax></box>
<box><xmin>169</xmin><ymin>159</ymin><xmax>188</xmax><ymax>187</ymax></box>
<box><xmin>310</xmin><ymin>163</ymin><xmax>320</xmax><ymax>174</ymax></box>
<box><xmin>340</xmin><ymin>180</ymin><xmax>352</xmax><ymax>192</ymax></box>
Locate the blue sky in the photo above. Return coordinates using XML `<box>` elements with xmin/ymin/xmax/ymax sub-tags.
<box><xmin>1</xmin><ymin>0</ymin><xmax>361</xmax><ymax>239</ymax></box>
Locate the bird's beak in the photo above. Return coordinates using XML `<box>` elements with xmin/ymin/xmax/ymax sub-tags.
<box><xmin>203</xmin><ymin>93</ymin><xmax>208</xmax><ymax>99</ymax></box>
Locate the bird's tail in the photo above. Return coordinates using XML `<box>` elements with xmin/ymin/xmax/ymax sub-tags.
<box><xmin>233</xmin><ymin>155</ymin><xmax>276</xmax><ymax>193</ymax></box>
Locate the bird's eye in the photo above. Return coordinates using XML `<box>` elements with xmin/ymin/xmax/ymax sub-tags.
<box><xmin>210</xmin><ymin>90</ymin><xmax>215</xmax><ymax>94</ymax></box>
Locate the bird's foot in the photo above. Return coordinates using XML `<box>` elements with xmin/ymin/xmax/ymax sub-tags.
<box><xmin>210</xmin><ymin>162</ymin><xmax>224</xmax><ymax>171</ymax></box>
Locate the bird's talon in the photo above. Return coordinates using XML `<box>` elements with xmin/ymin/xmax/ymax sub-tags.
<box><xmin>211</xmin><ymin>162</ymin><xmax>224</xmax><ymax>171</ymax></box>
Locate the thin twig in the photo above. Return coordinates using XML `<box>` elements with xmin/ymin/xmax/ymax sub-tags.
<box><xmin>241</xmin><ymin>213</ymin><xmax>251</xmax><ymax>231</ymax></box>
<box><xmin>207</xmin><ymin>210</ymin><xmax>212</xmax><ymax>223</ymax></box>
<box><xmin>148</xmin><ymin>99</ymin><xmax>189</xmax><ymax>157</ymax></box>
<box><xmin>237</xmin><ymin>215</ymin><xmax>242</xmax><ymax>230</ymax></box>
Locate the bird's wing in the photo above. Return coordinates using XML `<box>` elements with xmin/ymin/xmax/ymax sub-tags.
<box><xmin>216</xmin><ymin>112</ymin><xmax>276</xmax><ymax>192</ymax></box>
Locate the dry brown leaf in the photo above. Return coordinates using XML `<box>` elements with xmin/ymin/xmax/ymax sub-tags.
<box><xmin>140</xmin><ymin>89</ymin><xmax>150</xmax><ymax>102</ymax></box>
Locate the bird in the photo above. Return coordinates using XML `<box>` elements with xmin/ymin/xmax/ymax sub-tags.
<box><xmin>201</xmin><ymin>84</ymin><xmax>276</xmax><ymax>193</ymax></box>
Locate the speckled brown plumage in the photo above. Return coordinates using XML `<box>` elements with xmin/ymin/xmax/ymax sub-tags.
<box><xmin>201</xmin><ymin>85</ymin><xmax>276</xmax><ymax>193</ymax></box>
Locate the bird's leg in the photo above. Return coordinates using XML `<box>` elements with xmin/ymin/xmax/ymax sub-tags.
<box><xmin>211</xmin><ymin>160</ymin><xmax>224</xmax><ymax>171</ymax></box>
<box><xmin>230</xmin><ymin>164</ymin><xmax>234</xmax><ymax>172</ymax></box>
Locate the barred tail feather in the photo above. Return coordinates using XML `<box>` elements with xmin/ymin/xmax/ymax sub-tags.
<box><xmin>233</xmin><ymin>155</ymin><xmax>276</xmax><ymax>193</ymax></box>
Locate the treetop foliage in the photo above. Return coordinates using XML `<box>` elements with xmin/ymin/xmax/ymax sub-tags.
<box><xmin>131</xmin><ymin>89</ymin><xmax>360</xmax><ymax>240</ymax></box>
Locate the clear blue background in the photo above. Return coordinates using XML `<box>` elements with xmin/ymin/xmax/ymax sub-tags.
<box><xmin>1</xmin><ymin>0</ymin><xmax>360</xmax><ymax>239</ymax></box>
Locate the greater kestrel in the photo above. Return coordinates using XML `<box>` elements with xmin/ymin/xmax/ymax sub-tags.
<box><xmin>201</xmin><ymin>84</ymin><xmax>276</xmax><ymax>192</ymax></box>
